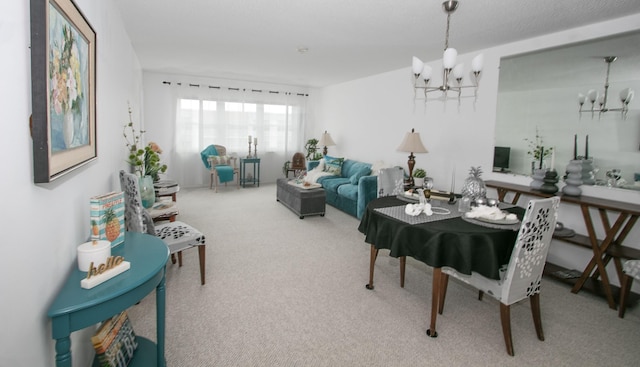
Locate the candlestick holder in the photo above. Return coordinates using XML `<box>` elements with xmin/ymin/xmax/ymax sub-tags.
<box><xmin>581</xmin><ymin>158</ymin><xmax>595</xmax><ymax>185</ymax></box>
<box><xmin>247</xmin><ymin>142</ymin><xmax>252</xmax><ymax>158</ymax></box>
<box><xmin>253</xmin><ymin>143</ymin><xmax>258</xmax><ymax>158</ymax></box>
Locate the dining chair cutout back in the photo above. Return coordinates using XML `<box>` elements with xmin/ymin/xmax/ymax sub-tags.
<box><xmin>440</xmin><ymin>196</ymin><xmax>560</xmax><ymax>356</ymax></box>
<box><xmin>120</xmin><ymin>170</ymin><xmax>207</xmax><ymax>285</ymax></box>
<box><xmin>286</xmin><ymin>152</ymin><xmax>306</xmax><ymax>178</ymax></box>
<box><xmin>377</xmin><ymin>167</ymin><xmax>404</xmax><ymax>197</ymax></box>
<box><xmin>619</xmin><ymin>259</ymin><xmax>640</xmax><ymax>318</ymax></box>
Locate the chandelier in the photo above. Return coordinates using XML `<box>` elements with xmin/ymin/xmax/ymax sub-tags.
<box><xmin>578</xmin><ymin>56</ymin><xmax>634</xmax><ymax>119</ymax></box>
<box><xmin>412</xmin><ymin>1</ymin><xmax>483</xmax><ymax>102</ymax></box>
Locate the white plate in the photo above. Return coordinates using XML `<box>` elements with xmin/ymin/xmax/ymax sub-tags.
<box><xmin>475</xmin><ymin>216</ymin><xmax>520</xmax><ymax>225</ymax></box>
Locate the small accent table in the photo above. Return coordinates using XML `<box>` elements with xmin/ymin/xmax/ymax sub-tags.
<box><xmin>240</xmin><ymin>157</ymin><xmax>261</xmax><ymax>187</ymax></box>
<box><xmin>48</xmin><ymin>232</ymin><xmax>169</xmax><ymax>367</ymax></box>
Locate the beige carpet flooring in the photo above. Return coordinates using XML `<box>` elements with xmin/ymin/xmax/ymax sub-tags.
<box><xmin>127</xmin><ymin>183</ymin><xmax>640</xmax><ymax>366</ymax></box>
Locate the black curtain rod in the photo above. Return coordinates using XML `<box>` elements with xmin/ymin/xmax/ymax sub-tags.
<box><xmin>161</xmin><ymin>80</ymin><xmax>308</xmax><ymax>96</ymax></box>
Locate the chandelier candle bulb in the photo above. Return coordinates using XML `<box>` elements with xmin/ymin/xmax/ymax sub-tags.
<box><xmin>471</xmin><ymin>54</ymin><xmax>484</xmax><ymax>72</ymax></box>
<box><xmin>443</xmin><ymin>48</ymin><xmax>457</xmax><ymax>69</ymax></box>
<box><xmin>412</xmin><ymin>57</ymin><xmax>424</xmax><ymax>76</ymax></box>
<box><xmin>453</xmin><ymin>63</ymin><xmax>464</xmax><ymax>80</ymax></box>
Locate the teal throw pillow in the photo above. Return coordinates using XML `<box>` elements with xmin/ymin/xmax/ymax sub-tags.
<box><xmin>349</xmin><ymin>163</ymin><xmax>372</xmax><ymax>185</ymax></box>
<box><xmin>324</xmin><ymin>156</ymin><xmax>344</xmax><ymax>176</ymax></box>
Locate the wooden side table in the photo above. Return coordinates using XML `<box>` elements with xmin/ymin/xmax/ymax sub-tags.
<box><xmin>240</xmin><ymin>158</ymin><xmax>261</xmax><ymax>187</ymax></box>
<box><xmin>48</xmin><ymin>232</ymin><xmax>169</xmax><ymax>367</ymax></box>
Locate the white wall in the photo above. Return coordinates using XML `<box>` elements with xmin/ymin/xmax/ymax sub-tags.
<box><xmin>0</xmin><ymin>1</ymin><xmax>142</xmax><ymax>366</ymax></box>
<box><xmin>309</xmin><ymin>14</ymin><xmax>640</xmax><ymax>289</ymax></box>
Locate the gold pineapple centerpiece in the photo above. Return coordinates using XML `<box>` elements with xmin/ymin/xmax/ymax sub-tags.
<box><xmin>461</xmin><ymin>166</ymin><xmax>487</xmax><ymax>201</ymax></box>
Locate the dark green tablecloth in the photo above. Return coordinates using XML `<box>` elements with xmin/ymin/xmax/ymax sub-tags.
<box><xmin>358</xmin><ymin>196</ymin><xmax>523</xmax><ymax>280</ymax></box>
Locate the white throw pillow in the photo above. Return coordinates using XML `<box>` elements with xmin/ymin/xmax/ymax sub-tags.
<box><xmin>370</xmin><ymin>160</ymin><xmax>391</xmax><ymax>176</ymax></box>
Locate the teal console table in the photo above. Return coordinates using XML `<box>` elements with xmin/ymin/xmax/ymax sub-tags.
<box><xmin>240</xmin><ymin>157</ymin><xmax>261</xmax><ymax>187</ymax></box>
<box><xmin>48</xmin><ymin>232</ymin><xmax>169</xmax><ymax>367</ymax></box>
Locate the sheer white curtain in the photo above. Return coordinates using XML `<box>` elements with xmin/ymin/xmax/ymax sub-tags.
<box><xmin>171</xmin><ymin>84</ymin><xmax>307</xmax><ymax>188</ymax></box>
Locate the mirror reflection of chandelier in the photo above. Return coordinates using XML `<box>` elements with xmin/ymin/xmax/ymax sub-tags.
<box><xmin>412</xmin><ymin>1</ymin><xmax>483</xmax><ymax>102</ymax></box>
<box><xmin>578</xmin><ymin>56</ymin><xmax>634</xmax><ymax>119</ymax></box>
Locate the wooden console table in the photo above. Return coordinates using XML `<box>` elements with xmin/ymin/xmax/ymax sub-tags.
<box><xmin>48</xmin><ymin>232</ymin><xmax>169</xmax><ymax>367</ymax></box>
<box><xmin>486</xmin><ymin>180</ymin><xmax>640</xmax><ymax>309</ymax></box>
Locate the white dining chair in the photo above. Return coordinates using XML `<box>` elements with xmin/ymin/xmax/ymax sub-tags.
<box><xmin>438</xmin><ymin>196</ymin><xmax>560</xmax><ymax>356</ymax></box>
<box><xmin>618</xmin><ymin>259</ymin><xmax>640</xmax><ymax>318</ymax></box>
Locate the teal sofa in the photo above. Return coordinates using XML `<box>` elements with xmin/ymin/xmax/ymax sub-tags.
<box><xmin>309</xmin><ymin>158</ymin><xmax>377</xmax><ymax>219</ymax></box>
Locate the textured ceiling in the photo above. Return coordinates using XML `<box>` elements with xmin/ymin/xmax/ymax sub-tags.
<box><xmin>113</xmin><ymin>0</ymin><xmax>640</xmax><ymax>88</ymax></box>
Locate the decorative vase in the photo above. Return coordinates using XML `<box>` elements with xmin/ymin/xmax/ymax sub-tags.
<box><xmin>139</xmin><ymin>175</ymin><xmax>156</xmax><ymax>209</ymax></box>
<box><xmin>530</xmin><ymin>168</ymin><xmax>547</xmax><ymax>190</ymax></box>
<box><xmin>461</xmin><ymin>167</ymin><xmax>487</xmax><ymax>201</ymax></box>
<box><xmin>413</xmin><ymin>177</ymin><xmax>425</xmax><ymax>187</ymax></box>
<box><xmin>63</xmin><ymin>111</ymin><xmax>75</xmax><ymax>148</ymax></box>
<box><xmin>562</xmin><ymin>160</ymin><xmax>583</xmax><ymax>196</ymax></box>
<box><xmin>581</xmin><ymin>158</ymin><xmax>595</xmax><ymax>185</ymax></box>
<box><xmin>540</xmin><ymin>170</ymin><xmax>559</xmax><ymax>194</ymax></box>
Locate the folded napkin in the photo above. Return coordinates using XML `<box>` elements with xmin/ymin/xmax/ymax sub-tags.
<box><xmin>464</xmin><ymin>205</ymin><xmax>517</xmax><ymax>221</ymax></box>
<box><xmin>405</xmin><ymin>203</ymin><xmax>433</xmax><ymax>216</ymax></box>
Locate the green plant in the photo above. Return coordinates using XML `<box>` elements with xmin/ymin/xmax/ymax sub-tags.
<box><xmin>524</xmin><ymin>127</ymin><xmax>553</xmax><ymax>161</ymax></box>
<box><xmin>304</xmin><ymin>138</ymin><xmax>323</xmax><ymax>160</ymax></box>
<box><xmin>413</xmin><ymin>168</ymin><xmax>426</xmax><ymax>178</ymax></box>
<box><xmin>123</xmin><ymin>105</ymin><xmax>167</xmax><ymax>180</ymax></box>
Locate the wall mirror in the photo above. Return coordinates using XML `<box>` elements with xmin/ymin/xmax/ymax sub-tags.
<box><xmin>494</xmin><ymin>30</ymin><xmax>640</xmax><ymax>191</ymax></box>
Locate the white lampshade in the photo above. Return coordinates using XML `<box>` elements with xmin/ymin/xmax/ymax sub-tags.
<box><xmin>452</xmin><ymin>63</ymin><xmax>464</xmax><ymax>80</ymax></box>
<box><xmin>412</xmin><ymin>57</ymin><xmax>424</xmax><ymax>75</ymax></box>
<box><xmin>421</xmin><ymin>64</ymin><xmax>433</xmax><ymax>81</ymax></box>
<box><xmin>620</xmin><ymin>88</ymin><xmax>635</xmax><ymax>104</ymax></box>
<box><xmin>397</xmin><ymin>129</ymin><xmax>428</xmax><ymax>153</ymax></box>
<box><xmin>443</xmin><ymin>48</ymin><xmax>457</xmax><ymax>69</ymax></box>
<box><xmin>587</xmin><ymin>89</ymin><xmax>598</xmax><ymax>103</ymax></box>
<box><xmin>318</xmin><ymin>131</ymin><xmax>336</xmax><ymax>147</ymax></box>
<box><xmin>471</xmin><ymin>53</ymin><xmax>484</xmax><ymax>72</ymax></box>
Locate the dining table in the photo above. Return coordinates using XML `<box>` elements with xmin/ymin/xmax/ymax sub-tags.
<box><xmin>358</xmin><ymin>195</ymin><xmax>523</xmax><ymax>337</ymax></box>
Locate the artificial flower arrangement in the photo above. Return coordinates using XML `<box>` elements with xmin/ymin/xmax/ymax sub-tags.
<box><xmin>524</xmin><ymin>127</ymin><xmax>553</xmax><ymax>162</ymax></box>
<box><xmin>50</xmin><ymin>24</ymin><xmax>83</xmax><ymax>116</ymax></box>
<box><xmin>123</xmin><ymin>106</ymin><xmax>167</xmax><ymax>181</ymax></box>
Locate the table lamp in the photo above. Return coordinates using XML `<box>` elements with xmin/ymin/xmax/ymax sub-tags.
<box><xmin>397</xmin><ymin>128</ymin><xmax>428</xmax><ymax>186</ymax></box>
<box><xmin>318</xmin><ymin>130</ymin><xmax>336</xmax><ymax>156</ymax></box>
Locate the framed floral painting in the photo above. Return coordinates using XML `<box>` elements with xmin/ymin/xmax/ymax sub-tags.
<box><xmin>30</xmin><ymin>0</ymin><xmax>97</xmax><ymax>183</ymax></box>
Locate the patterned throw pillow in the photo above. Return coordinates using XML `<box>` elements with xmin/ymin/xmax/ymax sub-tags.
<box><xmin>208</xmin><ymin>155</ymin><xmax>230</xmax><ymax>166</ymax></box>
<box><xmin>324</xmin><ymin>156</ymin><xmax>344</xmax><ymax>176</ymax></box>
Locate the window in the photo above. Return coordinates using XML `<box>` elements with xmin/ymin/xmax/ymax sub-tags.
<box><xmin>173</xmin><ymin>89</ymin><xmax>306</xmax><ymax>187</ymax></box>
